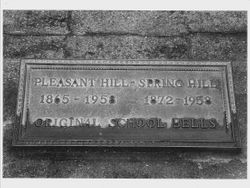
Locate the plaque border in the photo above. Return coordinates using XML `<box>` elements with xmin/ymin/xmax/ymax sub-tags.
<box><xmin>13</xmin><ymin>59</ymin><xmax>241</xmax><ymax>148</ymax></box>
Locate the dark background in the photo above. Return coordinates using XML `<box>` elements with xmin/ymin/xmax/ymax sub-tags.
<box><xmin>3</xmin><ymin>10</ymin><xmax>247</xmax><ymax>178</ymax></box>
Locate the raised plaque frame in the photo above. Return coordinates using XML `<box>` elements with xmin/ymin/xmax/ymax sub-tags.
<box><xmin>13</xmin><ymin>59</ymin><xmax>241</xmax><ymax>148</ymax></box>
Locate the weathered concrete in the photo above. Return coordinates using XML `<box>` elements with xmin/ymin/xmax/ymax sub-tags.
<box><xmin>2</xmin><ymin>10</ymin><xmax>247</xmax><ymax>178</ymax></box>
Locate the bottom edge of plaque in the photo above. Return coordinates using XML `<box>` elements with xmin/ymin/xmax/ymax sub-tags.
<box><xmin>12</xmin><ymin>140</ymin><xmax>240</xmax><ymax>149</ymax></box>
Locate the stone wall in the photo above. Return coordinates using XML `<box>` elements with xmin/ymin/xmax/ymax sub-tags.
<box><xmin>3</xmin><ymin>10</ymin><xmax>247</xmax><ymax>178</ymax></box>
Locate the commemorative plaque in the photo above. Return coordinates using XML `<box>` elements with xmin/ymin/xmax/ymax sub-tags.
<box><xmin>13</xmin><ymin>60</ymin><xmax>240</xmax><ymax>148</ymax></box>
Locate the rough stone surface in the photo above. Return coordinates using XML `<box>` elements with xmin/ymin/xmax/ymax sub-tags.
<box><xmin>64</xmin><ymin>35</ymin><xmax>190</xmax><ymax>59</ymax></box>
<box><xmin>232</xmin><ymin>62</ymin><xmax>247</xmax><ymax>95</ymax></box>
<box><xmin>3</xmin><ymin>10</ymin><xmax>70</xmax><ymax>35</ymax></box>
<box><xmin>64</xmin><ymin>34</ymin><xmax>247</xmax><ymax>61</ymax></box>
<box><xmin>71</xmin><ymin>11</ymin><xmax>247</xmax><ymax>36</ymax></box>
<box><xmin>2</xmin><ymin>10</ymin><xmax>247</xmax><ymax>178</ymax></box>
<box><xmin>189</xmin><ymin>33</ymin><xmax>247</xmax><ymax>61</ymax></box>
<box><xmin>185</xmin><ymin>11</ymin><xmax>247</xmax><ymax>33</ymax></box>
<box><xmin>235</xmin><ymin>93</ymin><xmax>247</xmax><ymax>156</ymax></box>
<box><xmin>3</xmin><ymin>36</ymin><xmax>65</xmax><ymax>58</ymax></box>
<box><xmin>3</xmin><ymin>60</ymin><xmax>20</xmax><ymax>122</ymax></box>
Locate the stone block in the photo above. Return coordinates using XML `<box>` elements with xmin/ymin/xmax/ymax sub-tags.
<box><xmin>64</xmin><ymin>35</ymin><xmax>190</xmax><ymax>59</ymax></box>
<box><xmin>186</xmin><ymin>11</ymin><xmax>247</xmax><ymax>33</ymax></box>
<box><xmin>3</xmin><ymin>36</ymin><xmax>65</xmax><ymax>58</ymax></box>
<box><xmin>3</xmin><ymin>59</ymin><xmax>20</xmax><ymax>121</ymax></box>
<box><xmin>189</xmin><ymin>33</ymin><xmax>247</xmax><ymax>61</ymax></box>
<box><xmin>71</xmin><ymin>11</ymin><xmax>188</xmax><ymax>36</ymax></box>
<box><xmin>71</xmin><ymin>11</ymin><xmax>247</xmax><ymax>36</ymax></box>
<box><xmin>232</xmin><ymin>61</ymin><xmax>247</xmax><ymax>95</ymax></box>
<box><xmin>3</xmin><ymin>10</ymin><xmax>69</xmax><ymax>35</ymax></box>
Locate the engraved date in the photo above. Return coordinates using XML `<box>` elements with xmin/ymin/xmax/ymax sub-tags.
<box><xmin>39</xmin><ymin>94</ymin><xmax>116</xmax><ymax>105</ymax></box>
<box><xmin>40</xmin><ymin>94</ymin><xmax>70</xmax><ymax>104</ymax></box>
<box><xmin>144</xmin><ymin>95</ymin><xmax>174</xmax><ymax>105</ymax></box>
<box><xmin>84</xmin><ymin>95</ymin><xmax>116</xmax><ymax>104</ymax></box>
<box><xmin>183</xmin><ymin>96</ymin><xmax>212</xmax><ymax>105</ymax></box>
<box><xmin>144</xmin><ymin>95</ymin><xmax>212</xmax><ymax>105</ymax></box>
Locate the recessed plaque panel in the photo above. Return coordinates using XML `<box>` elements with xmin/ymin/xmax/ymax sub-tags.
<box><xmin>13</xmin><ymin>60</ymin><xmax>240</xmax><ymax>148</ymax></box>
